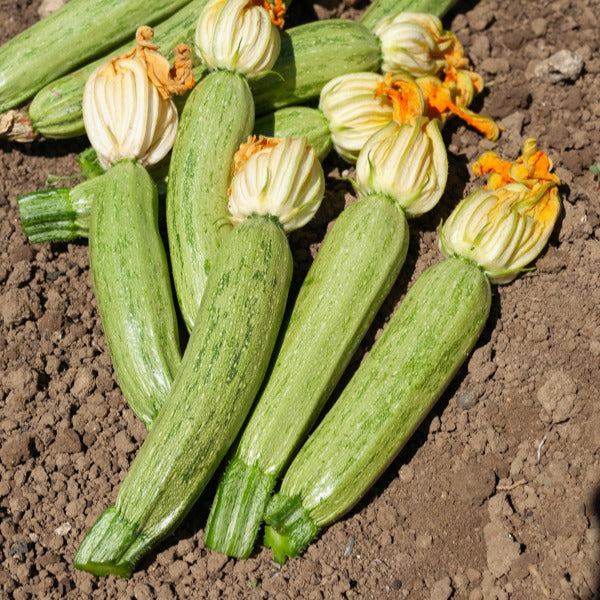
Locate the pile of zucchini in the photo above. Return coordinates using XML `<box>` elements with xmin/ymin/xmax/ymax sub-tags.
<box><xmin>2</xmin><ymin>0</ymin><xmax>562</xmax><ymax>578</ymax></box>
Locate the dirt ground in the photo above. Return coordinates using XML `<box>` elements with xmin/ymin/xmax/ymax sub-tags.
<box><xmin>1</xmin><ymin>0</ymin><xmax>599</xmax><ymax>598</ymax></box>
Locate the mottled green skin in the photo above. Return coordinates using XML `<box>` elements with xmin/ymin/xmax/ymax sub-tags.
<box><xmin>264</xmin><ymin>257</ymin><xmax>492</xmax><ymax>562</ymax></box>
<box><xmin>167</xmin><ymin>70</ymin><xmax>254</xmax><ymax>331</ymax></box>
<box><xmin>205</xmin><ymin>194</ymin><xmax>409</xmax><ymax>557</ymax></box>
<box><xmin>27</xmin><ymin>0</ymin><xmax>210</xmax><ymax>138</ymax></box>
<box><xmin>255</xmin><ymin>107</ymin><xmax>332</xmax><ymax>162</ymax></box>
<box><xmin>74</xmin><ymin>216</ymin><xmax>293</xmax><ymax>578</ymax></box>
<box><xmin>18</xmin><ymin>176</ymin><xmax>101</xmax><ymax>243</ymax></box>
<box><xmin>89</xmin><ymin>161</ymin><xmax>181</xmax><ymax>429</ymax></box>
<box><xmin>251</xmin><ymin>20</ymin><xmax>380</xmax><ymax>114</ymax></box>
<box><xmin>0</xmin><ymin>0</ymin><xmax>193</xmax><ymax>113</ymax></box>
<box><xmin>360</xmin><ymin>0</ymin><xmax>457</xmax><ymax>31</ymax></box>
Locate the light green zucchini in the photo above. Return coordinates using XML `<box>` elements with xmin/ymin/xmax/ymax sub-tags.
<box><xmin>73</xmin><ymin>215</ymin><xmax>293</xmax><ymax>578</ymax></box>
<box><xmin>20</xmin><ymin>0</ymin><xmax>210</xmax><ymax>140</ymax></box>
<box><xmin>0</xmin><ymin>0</ymin><xmax>195</xmax><ymax>113</ymax></box>
<box><xmin>264</xmin><ymin>257</ymin><xmax>491</xmax><ymax>562</ymax></box>
<box><xmin>204</xmin><ymin>193</ymin><xmax>409</xmax><ymax>558</ymax></box>
<box><xmin>250</xmin><ymin>20</ymin><xmax>379</xmax><ymax>114</ymax></box>
<box><xmin>88</xmin><ymin>160</ymin><xmax>181</xmax><ymax>429</ymax></box>
<box><xmin>166</xmin><ymin>69</ymin><xmax>254</xmax><ymax>331</ymax></box>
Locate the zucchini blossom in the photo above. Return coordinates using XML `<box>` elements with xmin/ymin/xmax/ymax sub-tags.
<box><xmin>440</xmin><ymin>139</ymin><xmax>561</xmax><ymax>283</ymax></box>
<box><xmin>195</xmin><ymin>0</ymin><xmax>284</xmax><ymax>79</ymax></box>
<box><xmin>355</xmin><ymin>116</ymin><xmax>448</xmax><ymax>218</ymax></box>
<box><xmin>228</xmin><ymin>135</ymin><xmax>325</xmax><ymax>232</ymax></box>
<box><xmin>82</xmin><ymin>27</ymin><xmax>194</xmax><ymax>169</ymax></box>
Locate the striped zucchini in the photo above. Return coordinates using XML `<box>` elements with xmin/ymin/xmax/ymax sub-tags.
<box><xmin>15</xmin><ymin>0</ymin><xmax>456</xmax><ymax>142</ymax></box>
<box><xmin>166</xmin><ymin>69</ymin><xmax>254</xmax><ymax>331</ymax></box>
<box><xmin>205</xmin><ymin>193</ymin><xmax>409</xmax><ymax>557</ymax></box>
<box><xmin>21</xmin><ymin>0</ymin><xmax>210</xmax><ymax>140</ymax></box>
<box><xmin>74</xmin><ymin>215</ymin><xmax>293</xmax><ymax>577</ymax></box>
<box><xmin>0</xmin><ymin>0</ymin><xmax>194</xmax><ymax>113</ymax></box>
<box><xmin>264</xmin><ymin>257</ymin><xmax>492</xmax><ymax>562</ymax></box>
<box><xmin>88</xmin><ymin>160</ymin><xmax>181</xmax><ymax>429</ymax></box>
<box><xmin>250</xmin><ymin>20</ymin><xmax>379</xmax><ymax>114</ymax></box>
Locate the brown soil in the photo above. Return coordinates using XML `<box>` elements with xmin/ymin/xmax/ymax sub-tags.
<box><xmin>1</xmin><ymin>0</ymin><xmax>599</xmax><ymax>598</ymax></box>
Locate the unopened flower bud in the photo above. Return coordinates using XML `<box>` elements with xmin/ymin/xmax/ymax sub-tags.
<box><xmin>355</xmin><ymin>118</ymin><xmax>448</xmax><ymax>217</ymax></box>
<box><xmin>228</xmin><ymin>136</ymin><xmax>325</xmax><ymax>232</ymax></box>
<box><xmin>196</xmin><ymin>0</ymin><xmax>283</xmax><ymax>79</ymax></box>
<box><xmin>83</xmin><ymin>27</ymin><xmax>194</xmax><ymax>169</ymax></box>
<box><xmin>374</xmin><ymin>12</ymin><xmax>455</xmax><ymax>77</ymax></box>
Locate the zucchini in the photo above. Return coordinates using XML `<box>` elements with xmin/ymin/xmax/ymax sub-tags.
<box><xmin>0</xmin><ymin>0</ymin><xmax>195</xmax><ymax>113</ymax></box>
<box><xmin>16</xmin><ymin>105</ymin><xmax>331</xmax><ymax>244</ymax></box>
<box><xmin>264</xmin><ymin>257</ymin><xmax>492</xmax><ymax>562</ymax></box>
<box><xmin>204</xmin><ymin>193</ymin><xmax>409</xmax><ymax>557</ymax></box>
<box><xmin>203</xmin><ymin>114</ymin><xmax>447</xmax><ymax>558</ymax></box>
<box><xmin>166</xmin><ymin>69</ymin><xmax>254</xmax><ymax>331</ymax></box>
<box><xmin>73</xmin><ymin>215</ymin><xmax>294</xmax><ymax>577</ymax></box>
<box><xmin>249</xmin><ymin>20</ymin><xmax>380</xmax><ymax>114</ymax></box>
<box><xmin>88</xmin><ymin>160</ymin><xmax>181</xmax><ymax>429</ymax></box>
<box><xmin>20</xmin><ymin>0</ymin><xmax>211</xmax><ymax>140</ymax></box>
<box><xmin>263</xmin><ymin>140</ymin><xmax>561</xmax><ymax>562</ymax></box>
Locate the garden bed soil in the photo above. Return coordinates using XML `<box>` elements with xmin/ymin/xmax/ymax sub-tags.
<box><xmin>1</xmin><ymin>0</ymin><xmax>599</xmax><ymax>598</ymax></box>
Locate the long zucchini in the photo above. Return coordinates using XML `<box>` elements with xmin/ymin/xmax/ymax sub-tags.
<box><xmin>263</xmin><ymin>140</ymin><xmax>561</xmax><ymax>562</ymax></box>
<box><xmin>264</xmin><ymin>257</ymin><xmax>491</xmax><ymax>562</ymax></box>
<box><xmin>204</xmin><ymin>193</ymin><xmax>409</xmax><ymax>557</ymax></box>
<box><xmin>74</xmin><ymin>215</ymin><xmax>293</xmax><ymax>577</ymax></box>
<box><xmin>10</xmin><ymin>0</ymin><xmax>456</xmax><ymax>142</ymax></box>
<box><xmin>88</xmin><ymin>161</ymin><xmax>181</xmax><ymax>429</ymax></box>
<box><xmin>0</xmin><ymin>0</ymin><xmax>194</xmax><ymax>113</ymax></box>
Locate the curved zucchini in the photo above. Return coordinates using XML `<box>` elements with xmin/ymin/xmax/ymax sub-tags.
<box><xmin>74</xmin><ymin>215</ymin><xmax>293</xmax><ymax>578</ymax></box>
<box><xmin>25</xmin><ymin>0</ymin><xmax>210</xmax><ymax>139</ymax></box>
<box><xmin>0</xmin><ymin>0</ymin><xmax>194</xmax><ymax>113</ymax></box>
<box><xmin>264</xmin><ymin>257</ymin><xmax>491</xmax><ymax>562</ymax></box>
<box><xmin>89</xmin><ymin>160</ymin><xmax>181</xmax><ymax>429</ymax></box>
<box><xmin>205</xmin><ymin>193</ymin><xmax>409</xmax><ymax>557</ymax></box>
<box><xmin>166</xmin><ymin>69</ymin><xmax>254</xmax><ymax>331</ymax></box>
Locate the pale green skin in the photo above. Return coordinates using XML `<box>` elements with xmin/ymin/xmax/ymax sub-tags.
<box><xmin>264</xmin><ymin>257</ymin><xmax>492</xmax><ymax>563</ymax></box>
<box><xmin>88</xmin><ymin>161</ymin><xmax>181</xmax><ymax>429</ymax></box>
<box><xmin>0</xmin><ymin>0</ymin><xmax>193</xmax><ymax>113</ymax></box>
<box><xmin>73</xmin><ymin>216</ymin><xmax>293</xmax><ymax>578</ymax></box>
<box><xmin>205</xmin><ymin>193</ymin><xmax>409</xmax><ymax>557</ymax></box>
<box><xmin>166</xmin><ymin>69</ymin><xmax>254</xmax><ymax>332</ymax></box>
